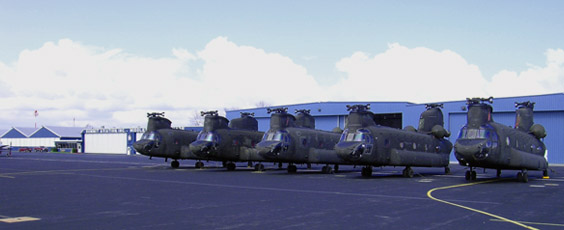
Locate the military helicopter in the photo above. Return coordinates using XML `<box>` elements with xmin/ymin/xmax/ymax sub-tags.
<box><xmin>335</xmin><ymin>104</ymin><xmax>452</xmax><ymax>177</ymax></box>
<box><xmin>255</xmin><ymin>108</ymin><xmax>342</xmax><ymax>173</ymax></box>
<box><xmin>183</xmin><ymin>111</ymin><xmax>265</xmax><ymax>171</ymax></box>
<box><xmin>132</xmin><ymin>112</ymin><xmax>200</xmax><ymax>168</ymax></box>
<box><xmin>454</xmin><ymin>98</ymin><xmax>548</xmax><ymax>182</ymax></box>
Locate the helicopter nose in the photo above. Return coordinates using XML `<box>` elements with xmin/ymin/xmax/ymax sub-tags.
<box><xmin>454</xmin><ymin>141</ymin><xmax>489</xmax><ymax>160</ymax></box>
<box><xmin>351</xmin><ymin>144</ymin><xmax>365</xmax><ymax>159</ymax></box>
<box><xmin>335</xmin><ymin>142</ymin><xmax>364</xmax><ymax>161</ymax></box>
<box><xmin>270</xmin><ymin>142</ymin><xmax>282</xmax><ymax>155</ymax></box>
<box><xmin>133</xmin><ymin>140</ymin><xmax>153</xmax><ymax>155</ymax></box>
<box><xmin>189</xmin><ymin>141</ymin><xmax>215</xmax><ymax>157</ymax></box>
<box><xmin>256</xmin><ymin>142</ymin><xmax>282</xmax><ymax>159</ymax></box>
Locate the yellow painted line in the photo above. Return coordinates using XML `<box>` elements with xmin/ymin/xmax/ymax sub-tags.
<box><xmin>0</xmin><ymin>216</ymin><xmax>41</xmax><ymax>223</ymax></box>
<box><xmin>427</xmin><ymin>179</ymin><xmax>539</xmax><ymax>230</ymax></box>
<box><xmin>490</xmin><ymin>219</ymin><xmax>564</xmax><ymax>227</ymax></box>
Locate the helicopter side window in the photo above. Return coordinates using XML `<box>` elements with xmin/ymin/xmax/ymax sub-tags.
<box><xmin>197</xmin><ymin>132</ymin><xmax>205</xmax><ymax>140</ymax></box>
<box><xmin>262</xmin><ymin>132</ymin><xmax>275</xmax><ymax>141</ymax></box>
<box><xmin>346</xmin><ymin>133</ymin><xmax>356</xmax><ymax>142</ymax></box>
<box><xmin>339</xmin><ymin>129</ymin><xmax>349</xmax><ymax>142</ymax></box>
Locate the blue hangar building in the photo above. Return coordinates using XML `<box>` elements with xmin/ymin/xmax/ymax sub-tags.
<box><xmin>226</xmin><ymin>93</ymin><xmax>564</xmax><ymax>165</ymax></box>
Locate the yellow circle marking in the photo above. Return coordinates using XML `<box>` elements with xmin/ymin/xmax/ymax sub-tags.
<box><xmin>426</xmin><ymin>179</ymin><xmax>538</xmax><ymax>230</ymax></box>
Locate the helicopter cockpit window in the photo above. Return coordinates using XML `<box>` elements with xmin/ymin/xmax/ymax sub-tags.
<box><xmin>141</xmin><ymin>131</ymin><xmax>161</xmax><ymax>141</ymax></box>
<box><xmin>263</xmin><ymin>131</ymin><xmax>289</xmax><ymax>142</ymax></box>
<box><xmin>458</xmin><ymin>126</ymin><xmax>495</xmax><ymax>140</ymax></box>
<box><xmin>197</xmin><ymin>132</ymin><xmax>218</xmax><ymax>142</ymax></box>
<box><xmin>340</xmin><ymin>129</ymin><xmax>372</xmax><ymax>143</ymax></box>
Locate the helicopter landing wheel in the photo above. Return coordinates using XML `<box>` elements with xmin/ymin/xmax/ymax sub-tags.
<box><xmin>402</xmin><ymin>167</ymin><xmax>414</xmax><ymax>178</ymax></box>
<box><xmin>444</xmin><ymin>167</ymin><xmax>451</xmax><ymax>175</ymax></box>
<box><xmin>171</xmin><ymin>160</ymin><xmax>180</xmax><ymax>168</ymax></box>
<box><xmin>361</xmin><ymin>166</ymin><xmax>372</xmax><ymax>177</ymax></box>
<box><xmin>226</xmin><ymin>162</ymin><xmax>236</xmax><ymax>171</ymax></box>
<box><xmin>517</xmin><ymin>171</ymin><xmax>528</xmax><ymax>183</ymax></box>
<box><xmin>287</xmin><ymin>164</ymin><xmax>297</xmax><ymax>173</ymax></box>
<box><xmin>254</xmin><ymin>163</ymin><xmax>265</xmax><ymax>171</ymax></box>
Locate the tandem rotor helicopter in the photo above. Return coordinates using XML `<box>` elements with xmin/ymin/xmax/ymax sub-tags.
<box><xmin>455</xmin><ymin>97</ymin><xmax>548</xmax><ymax>182</ymax></box>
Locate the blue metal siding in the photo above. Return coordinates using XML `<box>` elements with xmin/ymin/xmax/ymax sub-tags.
<box><xmin>81</xmin><ymin>130</ymin><xmax>86</xmax><ymax>153</ymax></box>
<box><xmin>536</xmin><ymin>111</ymin><xmax>564</xmax><ymax>164</ymax></box>
<box><xmin>338</xmin><ymin>115</ymin><xmax>347</xmax><ymax>129</ymax></box>
<box><xmin>2</xmin><ymin>129</ymin><xmax>27</xmax><ymax>138</ymax></box>
<box><xmin>402</xmin><ymin>105</ymin><xmax>425</xmax><ymax>128</ymax></box>
<box><xmin>126</xmin><ymin>129</ymin><xmax>136</xmax><ymax>155</ymax></box>
<box><xmin>256</xmin><ymin>117</ymin><xmax>270</xmax><ymax>132</ymax></box>
<box><xmin>183</xmin><ymin>127</ymin><xmax>204</xmax><ymax>132</ymax></box>
<box><xmin>30</xmin><ymin>127</ymin><xmax>59</xmax><ymax>138</ymax></box>
<box><xmin>314</xmin><ymin>116</ymin><xmax>339</xmax><ymax>131</ymax></box>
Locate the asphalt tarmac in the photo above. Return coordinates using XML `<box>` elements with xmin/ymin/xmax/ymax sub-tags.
<box><xmin>1</xmin><ymin>152</ymin><xmax>563</xmax><ymax>230</ymax></box>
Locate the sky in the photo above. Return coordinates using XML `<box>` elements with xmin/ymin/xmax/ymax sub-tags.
<box><xmin>0</xmin><ymin>0</ymin><xmax>563</xmax><ymax>129</ymax></box>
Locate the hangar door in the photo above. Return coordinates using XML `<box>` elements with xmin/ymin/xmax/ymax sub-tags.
<box><xmin>336</xmin><ymin>113</ymin><xmax>402</xmax><ymax>130</ymax></box>
<box><xmin>84</xmin><ymin>133</ymin><xmax>128</xmax><ymax>154</ymax></box>
<box><xmin>374</xmin><ymin>113</ymin><xmax>402</xmax><ymax>129</ymax></box>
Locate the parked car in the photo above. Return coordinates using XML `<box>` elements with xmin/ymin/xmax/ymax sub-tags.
<box><xmin>18</xmin><ymin>147</ymin><xmax>33</xmax><ymax>152</ymax></box>
<box><xmin>34</xmin><ymin>147</ymin><xmax>48</xmax><ymax>152</ymax></box>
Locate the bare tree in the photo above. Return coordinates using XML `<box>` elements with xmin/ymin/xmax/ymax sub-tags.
<box><xmin>189</xmin><ymin>110</ymin><xmax>204</xmax><ymax>126</ymax></box>
<box><xmin>255</xmin><ymin>101</ymin><xmax>270</xmax><ymax>108</ymax></box>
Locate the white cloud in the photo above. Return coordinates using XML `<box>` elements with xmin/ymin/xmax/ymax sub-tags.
<box><xmin>172</xmin><ymin>48</ymin><xmax>197</xmax><ymax>61</ymax></box>
<box><xmin>329</xmin><ymin>44</ymin><xmax>564</xmax><ymax>104</ymax></box>
<box><xmin>0</xmin><ymin>37</ymin><xmax>322</xmax><ymax>128</ymax></box>
<box><xmin>0</xmin><ymin>38</ymin><xmax>562</xmax><ymax>129</ymax></box>
<box><xmin>0</xmin><ymin>39</ymin><xmax>199</xmax><ymax>128</ymax></box>
<box><xmin>196</xmin><ymin>37</ymin><xmax>323</xmax><ymax>108</ymax></box>
<box><xmin>487</xmin><ymin>48</ymin><xmax>564</xmax><ymax>97</ymax></box>
<box><xmin>329</xmin><ymin>43</ymin><xmax>488</xmax><ymax>103</ymax></box>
